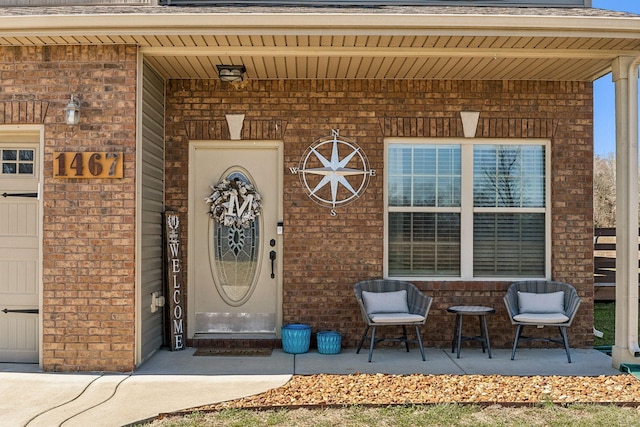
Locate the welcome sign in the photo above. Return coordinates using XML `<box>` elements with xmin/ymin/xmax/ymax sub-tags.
<box><xmin>165</xmin><ymin>212</ymin><xmax>185</xmax><ymax>351</ymax></box>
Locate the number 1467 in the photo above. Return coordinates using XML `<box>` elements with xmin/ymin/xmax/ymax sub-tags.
<box><xmin>54</xmin><ymin>152</ymin><xmax>123</xmax><ymax>179</ymax></box>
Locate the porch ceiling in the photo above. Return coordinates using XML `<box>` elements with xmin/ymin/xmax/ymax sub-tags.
<box><xmin>137</xmin><ymin>34</ymin><xmax>640</xmax><ymax>81</ymax></box>
<box><xmin>0</xmin><ymin>7</ymin><xmax>640</xmax><ymax>81</ymax></box>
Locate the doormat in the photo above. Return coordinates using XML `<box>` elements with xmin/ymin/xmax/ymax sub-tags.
<box><xmin>193</xmin><ymin>348</ymin><xmax>273</xmax><ymax>357</ymax></box>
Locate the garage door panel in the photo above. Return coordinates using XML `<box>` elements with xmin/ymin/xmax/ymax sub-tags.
<box><xmin>0</xmin><ymin>260</ymin><xmax>37</xmax><ymax>295</ymax></box>
<box><xmin>0</xmin><ymin>239</ymin><xmax>37</xmax><ymax>250</ymax></box>
<box><xmin>0</xmin><ymin>315</ymin><xmax>38</xmax><ymax>363</ymax></box>
<box><xmin>0</xmin><ymin>202</ymin><xmax>38</xmax><ymax>236</ymax></box>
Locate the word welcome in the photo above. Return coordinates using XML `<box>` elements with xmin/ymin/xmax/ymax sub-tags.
<box><xmin>166</xmin><ymin>213</ymin><xmax>184</xmax><ymax>351</ymax></box>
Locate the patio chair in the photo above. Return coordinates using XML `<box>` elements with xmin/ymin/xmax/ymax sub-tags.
<box><xmin>354</xmin><ymin>279</ymin><xmax>432</xmax><ymax>362</ymax></box>
<box><xmin>504</xmin><ymin>280</ymin><xmax>581</xmax><ymax>363</ymax></box>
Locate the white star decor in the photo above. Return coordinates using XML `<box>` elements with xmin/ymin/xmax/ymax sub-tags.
<box><xmin>291</xmin><ymin>129</ymin><xmax>375</xmax><ymax>215</ymax></box>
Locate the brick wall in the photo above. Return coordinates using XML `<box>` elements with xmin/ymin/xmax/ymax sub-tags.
<box><xmin>166</xmin><ymin>79</ymin><xmax>594</xmax><ymax>350</ymax></box>
<box><xmin>0</xmin><ymin>45</ymin><xmax>138</xmax><ymax>371</ymax></box>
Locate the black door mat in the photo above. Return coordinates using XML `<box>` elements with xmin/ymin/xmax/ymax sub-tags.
<box><xmin>193</xmin><ymin>348</ymin><xmax>273</xmax><ymax>357</ymax></box>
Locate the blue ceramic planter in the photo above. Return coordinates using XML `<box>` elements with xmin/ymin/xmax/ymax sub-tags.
<box><xmin>281</xmin><ymin>324</ymin><xmax>311</xmax><ymax>354</ymax></box>
<box><xmin>317</xmin><ymin>330</ymin><xmax>342</xmax><ymax>355</ymax></box>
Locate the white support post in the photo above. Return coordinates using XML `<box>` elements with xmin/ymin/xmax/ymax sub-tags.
<box><xmin>611</xmin><ymin>56</ymin><xmax>640</xmax><ymax>369</ymax></box>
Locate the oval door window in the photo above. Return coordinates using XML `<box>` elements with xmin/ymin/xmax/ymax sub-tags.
<box><xmin>208</xmin><ymin>169</ymin><xmax>262</xmax><ymax>306</ymax></box>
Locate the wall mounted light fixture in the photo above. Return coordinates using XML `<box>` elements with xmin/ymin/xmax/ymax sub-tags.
<box><xmin>216</xmin><ymin>64</ymin><xmax>246</xmax><ymax>83</ymax></box>
<box><xmin>64</xmin><ymin>95</ymin><xmax>80</xmax><ymax>126</ymax></box>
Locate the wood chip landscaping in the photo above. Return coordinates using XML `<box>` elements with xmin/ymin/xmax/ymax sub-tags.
<box><xmin>195</xmin><ymin>373</ymin><xmax>640</xmax><ymax>410</ymax></box>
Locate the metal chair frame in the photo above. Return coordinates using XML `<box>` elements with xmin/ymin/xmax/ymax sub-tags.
<box><xmin>354</xmin><ymin>279</ymin><xmax>432</xmax><ymax>362</ymax></box>
<box><xmin>504</xmin><ymin>280</ymin><xmax>581</xmax><ymax>363</ymax></box>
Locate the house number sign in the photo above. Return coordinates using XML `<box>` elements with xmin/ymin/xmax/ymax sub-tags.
<box><xmin>290</xmin><ymin>129</ymin><xmax>375</xmax><ymax>215</ymax></box>
<box><xmin>53</xmin><ymin>151</ymin><xmax>123</xmax><ymax>178</ymax></box>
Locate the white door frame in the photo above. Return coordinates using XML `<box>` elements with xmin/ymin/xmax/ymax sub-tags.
<box><xmin>187</xmin><ymin>140</ymin><xmax>283</xmax><ymax>339</ymax></box>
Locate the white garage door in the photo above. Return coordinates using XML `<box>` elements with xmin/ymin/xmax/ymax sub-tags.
<box><xmin>0</xmin><ymin>142</ymin><xmax>40</xmax><ymax>363</ymax></box>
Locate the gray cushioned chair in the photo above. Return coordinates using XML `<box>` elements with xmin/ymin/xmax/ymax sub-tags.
<box><xmin>504</xmin><ymin>280</ymin><xmax>581</xmax><ymax>363</ymax></box>
<box><xmin>354</xmin><ymin>279</ymin><xmax>432</xmax><ymax>362</ymax></box>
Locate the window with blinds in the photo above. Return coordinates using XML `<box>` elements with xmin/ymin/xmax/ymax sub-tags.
<box><xmin>386</xmin><ymin>139</ymin><xmax>548</xmax><ymax>280</ymax></box>
<box><xmin>473</xmin><ymin>145</ymin><xmax>546</xmax><ymax>277</ymax></box>
<box><xmin>388</xmin><ymin>144</ymin><xmax>461</xmax><ymax>276</ymax></box>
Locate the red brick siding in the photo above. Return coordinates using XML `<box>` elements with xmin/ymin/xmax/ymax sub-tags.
<box><xmin>0</xmin><ymin>45</ymin><xmax>138</xmax><ymax>371</ymax></box>
<box><xmin>166</xmin><ymin>79</ymin><xmax>593</xmax><ymax>350</ymax></box>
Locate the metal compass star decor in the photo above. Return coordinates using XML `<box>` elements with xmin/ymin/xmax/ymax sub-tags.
<box><xmin>290</xmin><ymin>129</ymin><xmax>375</xmax><ymax>216</ymax></box>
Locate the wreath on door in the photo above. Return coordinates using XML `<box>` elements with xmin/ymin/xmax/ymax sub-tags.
<box><xmin>205</xmin><ymin>178</ymin><xmax>262</xmax><ymax>228</ymax></box>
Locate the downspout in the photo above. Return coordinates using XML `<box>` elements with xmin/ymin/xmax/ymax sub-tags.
<box><xmin>626</xmin><ymin>55</ymin><xmax>640</xmax><ymax>358</ymax></box>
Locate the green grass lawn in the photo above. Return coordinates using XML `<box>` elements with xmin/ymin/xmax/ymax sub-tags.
<box><xmin>594</xmin><ymin>302</ymin><xmax>616</xmax><ymax>347</ymax></box>
<box><xmin>593</xmin><ymin>301</ymin><xmax>640</xmax><ymax>349</ymax></box>
<box><xmin>142</xmin><ymin>404</ymin><xmax>640</xmax><ymax>427</ymax></box>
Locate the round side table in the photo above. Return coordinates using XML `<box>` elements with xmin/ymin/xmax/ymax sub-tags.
<box><xmin>447</xmin><ymin>305</ymin><xmax>495</xmax><ymax>359</ymax></box>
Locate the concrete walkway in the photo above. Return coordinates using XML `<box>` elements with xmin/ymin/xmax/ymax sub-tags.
<box><xmin>0</xmin><ymin>346</ymin><xmax>622</xmax><ymax>427</ymax></box>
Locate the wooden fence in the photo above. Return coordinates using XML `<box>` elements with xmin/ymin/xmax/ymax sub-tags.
<box><xmin>593</xmin><ymin>227</ymin><xmax>640</xmax><ymax>301</ymax></box>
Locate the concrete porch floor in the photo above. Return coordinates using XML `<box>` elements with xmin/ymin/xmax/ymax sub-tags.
<box><xmin>0</xmin><ymin>346</ymin><xmax>623</xmax><ymax>427</ymax></box>
<box><xmin>138</xmin><ymin>345</ymin><xmax>620</xmax><ymax>376</ymax></box>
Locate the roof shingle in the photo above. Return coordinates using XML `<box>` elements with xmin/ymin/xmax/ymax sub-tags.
<box><xmin>0</xmin><ymin>5</ymin><xmax>637</xmax><ymax>18</ymax></box>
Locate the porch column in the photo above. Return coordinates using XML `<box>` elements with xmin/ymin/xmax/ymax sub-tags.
<box><xmin>611</xmin><ymin>56</ymin><xmax>640</xmax><ymax>368</ymax></box>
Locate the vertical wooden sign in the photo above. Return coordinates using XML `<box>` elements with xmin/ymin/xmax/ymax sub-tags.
<box><xmin>165</xmin><ymin>212</ymin><xmax>185</xmax><ymax>351</ymax></box>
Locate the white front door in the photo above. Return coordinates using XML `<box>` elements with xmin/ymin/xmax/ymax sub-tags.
<box><xmin>0</xmin><ymin>142</ymin><xmax>40</xmax><ymax>363</ymax></box>
<box><xmin>188</xmin><ymin>141</ymin><xmax>282</xmax><ymax>337</ymax></box>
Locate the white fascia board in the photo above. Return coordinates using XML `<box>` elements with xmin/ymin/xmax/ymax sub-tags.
<box><xmin>0</xmin><ymin>13</ymin><xmax>638</xmax><ymax>39</ymax></box>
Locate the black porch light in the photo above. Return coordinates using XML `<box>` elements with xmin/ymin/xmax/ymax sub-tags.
<box><xmin>216</xmin><ymin>64</ymin><xmax>247</xmax><ymax>83</ymax></box>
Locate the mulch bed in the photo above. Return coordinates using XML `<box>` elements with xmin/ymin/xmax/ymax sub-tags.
<box><xmin>191</xmin><ymin>373</ymin><xmax>640</xmax><ymax>411</ymax></box>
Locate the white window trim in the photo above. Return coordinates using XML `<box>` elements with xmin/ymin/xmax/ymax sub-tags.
<box><xmin>383</xmin><ymin>137</ymin><xmax>551</xmax><ymax>281</ymax></box>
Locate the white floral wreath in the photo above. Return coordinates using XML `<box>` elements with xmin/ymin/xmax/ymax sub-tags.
<box><xmin>205</xmin><ymin>178</ymin><xmax>262</xmax><ymax>228</ymax></box>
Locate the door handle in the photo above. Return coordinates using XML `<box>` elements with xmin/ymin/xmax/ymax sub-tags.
<box><xmin>2</xmin><ymin>192</ymin><xmax>38</xmax><ymax>198</ymax></box>
<box><xmin>269</xmin><ymin>250</ymin><xmax>276</xmax><ymax>279</ymax></box>
<box><xmin>2</xmin><ymin>308</ymin><xmax>39</xmax><ymax>314</ymax></box>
